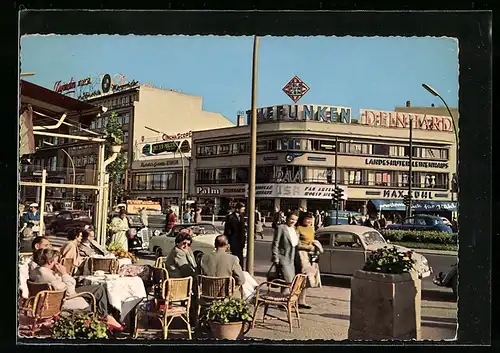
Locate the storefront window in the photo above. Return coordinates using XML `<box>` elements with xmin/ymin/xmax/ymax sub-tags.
<box><xmin>146</xmin><ymin>174</ymin><xmax>153</xmax><ymax>190</ymax></box>
<box><xmin>166</xmin><ymin>173</ymin><xmax>178</xmax><ymax>190</ymax></box>
<box><xmin>152</xmin><ymin>174</ymin><xmax>162</xmax><ymax>190</ymax></box>
<box><xmin>137</xmin><ymin>175</ymin><xmax>146</xmax><ymax>190</ymax></box>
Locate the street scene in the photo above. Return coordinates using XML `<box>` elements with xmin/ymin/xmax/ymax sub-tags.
<box><xmin>18</xmin><ymin>34</ymin><xmax>459</xmax><ymax>341</ymax></box>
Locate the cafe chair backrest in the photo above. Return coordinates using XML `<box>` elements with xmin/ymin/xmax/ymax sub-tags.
<box><xmin>197</xmin><ymin>275</ymin><xmax>235</xmax><ymax>301</ymax></box>
<box><xmin>90</xmin><ymin>258</ymin><xmax>119</xmax><ymax>274</ymax></box>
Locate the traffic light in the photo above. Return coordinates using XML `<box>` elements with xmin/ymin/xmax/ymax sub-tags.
<box><xmin>337</xmin><ymin>187</ymin><xmax>344</xmax><ymax>200</ymax></box>
<box><xmin>403</xmin><ymin>194</ymin><xmax>411</xmax><ymax>207</ymax></box>
<box><xmin>332</xmin><ymin>188</ymin><xmax>339</xmax><ymax>209</ymax></box>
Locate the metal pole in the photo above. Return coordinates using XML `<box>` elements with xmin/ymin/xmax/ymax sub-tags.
<box><xmin>408</xmin><ymin>117</ymin><xmax>413</xmax><ymax>218</ymax></box>
<box><xmin>335</xmin><ymin>137</ymin><xmax>339</xmax><ymax>225</ymax></box>
<box><xmin>101</xmin><ymin>174</ymin><xmax>110</xmax><ymax>247</ymax></box>
<box><xmin>181</xmin><ymin>155</ymin><xmax>185</xmax><ymax>222</ymax></box>
<box><xmin>246</xmin><ymin>35</ymin><xmax>259</xmax><ymax>276</ymax></box>
<box><xmin>60</xmin><ymin>148</ymin><xmax>76</xmax><ymax>209</ymax></box>
<box><xmin>39</xmin><ymin>169</ymin><xmax>47</xmax><ymax>235</ymax></box>
<box><xmin>95</xmin><ymin>144</ymin><xmax>105</xmax><ymax>245</ymax></box>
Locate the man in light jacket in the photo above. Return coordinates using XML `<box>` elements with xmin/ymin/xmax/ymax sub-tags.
<box><xmin>201</xmin><ymin>235</ymin><xmax>245</xmax><ymax>286</ymax></box>
<box><xmin>271</xmin><ymin>212</ymin><xmax>299</xmax><ymax>286</ymax></box>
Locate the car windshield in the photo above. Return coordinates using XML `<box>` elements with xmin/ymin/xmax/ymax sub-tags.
<box><xmin>73</xmin><ymin>213</ymin><xmax>90</xmax><ymax>220</ymax></box>
<box><xmin>361</xmin><ymin>231</ymin><xmax>386</xmax><ymax>246</ymax></box>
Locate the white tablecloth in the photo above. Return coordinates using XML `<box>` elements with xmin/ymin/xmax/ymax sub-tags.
<box><xmin>80</xmin><ymin>275</ymin><xmax>146</xmax><ymax>322</ymax></box>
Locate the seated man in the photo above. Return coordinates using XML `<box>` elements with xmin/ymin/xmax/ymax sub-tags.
<box><xmin>201</xmin><ymin>235</ymin><xmax>259</xmax><ymax>301</ymax></box>
<box><xmin>19</xmin><ymin>236</ymin><xmax>52</xmax><ymax>299</ymax></box>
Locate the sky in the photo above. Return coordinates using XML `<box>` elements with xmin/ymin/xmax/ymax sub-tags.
<box><xmin>20</xmin><ymin>35</ymin><xmax>459</xmax><ymax>124</ymax></box>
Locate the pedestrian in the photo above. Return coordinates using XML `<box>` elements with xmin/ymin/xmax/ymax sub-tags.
<box><xmin>314</xmin><ymin>210</ymin><xmax>322</xmax><ymax>231</ymax></box>
<box><xmin>183</xmin><ymin>208</ymin><xmax>191</xmax><ymax>224</ymax></box>
<box><xmin>363</xmin><ymin>215</ymin><xmax>373</xmax><ymax>228</ymax></box>
<box><xmin>255</xmin><ymin>208</ymin><xmax>264</xmax><ymax>239</ymax></box>
<box><xmin>110</xmin><ymin>210</ymin><xmax>130</xmax><ymax>251</ymax></box>
<box><xmin>23</xmin><ymin>203</ymin><xmax>41</xmax><ymax>236</ymax></box>
<box><xmin>378</xmin><ymin>213</ymin><xmax>386</xmax><ymax>229</ymax></box>
<box><xmin>272</xmin><ymin>212</ymin><xmax>307</xmax><ymax>299</ymax></box>
<box><xmin>223</xmin><ymin>203</ymin><xmax>247</xmax><ymax>268</ymax></box>
<box><xmin>195</xmin><ymin>208</ymin><xmax>202</xmax><ymax>224</ymax></box>
<box><xmin>139</xmin><ymin>207</ymin><xmax>149</xmax><ymax>228</ymax></box>
<box><xmin>271</xmin><ymin>207</ymin><xmax>281</xmax><ymax>230</ymax></box>
<box><xmin>165</xmin><ymin>208</ymin><xmax>177</xmax><ymax>232</ymax></box>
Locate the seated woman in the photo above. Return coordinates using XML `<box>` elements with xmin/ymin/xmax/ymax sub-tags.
<box><xmin>29</xmin><ymin>248</ymin><xmax>124</xmax><ymax>331</ymax></box>
<box><xmin>165</xmin><ymin>230</ymin><xmax>197</xmax><ymax>278</ymax></box>
<box><xmin>60</xmin><ymin>228</ymin><xmax>84</xmax><ymax>275</ymax></box>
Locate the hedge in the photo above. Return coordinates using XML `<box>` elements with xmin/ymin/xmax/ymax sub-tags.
<box><xmin>380</xmin><ymin>229</ymin><xmax>458</xmax><ymax>244</ymax></box>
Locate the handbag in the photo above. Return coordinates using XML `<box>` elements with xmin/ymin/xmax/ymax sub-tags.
<box><xmin>267</xmin><ymin>263</ymin><xmax>283</xmax><ymax>288</ymax></box>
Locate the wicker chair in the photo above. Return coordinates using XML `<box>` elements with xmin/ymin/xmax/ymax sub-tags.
<box><xmin>154</xmin><ymin>256</ymin><xmax>167</xmax><ymax>270</ymax></box>
<box><xmin>21</xmin><ymin>282</ymin><xmax>97</xmax><ymax>336</ymax></box>
<box><xmin>251</xmin><ymin>274</ymin><xmax>307</xmax><ymax>333</ymax></box>
<box><xmin>196</xmin><ymin>275</ymin><xmax>236</xmax><ymax>319</ymax></box>
<box><xmin>60</xmin><ymin>258</ymin><xmax>75</xmax><ymax>275</ymax></box>
<box><xmin>134</xmin><ymin>277</ymin><xmax>193</xmax><ymax>339</ymax></box>
<box><xmin>89</xmin><ymin>258</ymin><xmax>119</xmax><ymax>274</ymax></box>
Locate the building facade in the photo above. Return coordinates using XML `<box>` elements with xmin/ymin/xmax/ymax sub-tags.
<box><xmin>190</xmin><ymin>103</ymin><xmax>457</xmax><ymax>218</ymax></box>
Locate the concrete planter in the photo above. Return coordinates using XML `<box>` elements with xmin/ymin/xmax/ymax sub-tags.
<box><xmin>348</xmin><ymin>270</ymin><xmax>421</xmax><ymax>340</ymax></box>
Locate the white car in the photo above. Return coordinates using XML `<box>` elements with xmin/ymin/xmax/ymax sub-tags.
<box><xmin>315</xmin><ymin>225</ymin><xmax>432</xmax><ymax>278</ymax></box>
<box><xmin>148</xmin><ymin>222</ymin><xmax>247</xmax><ymax>264</ymax></box>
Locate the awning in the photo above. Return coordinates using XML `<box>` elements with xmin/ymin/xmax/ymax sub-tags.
<box><xmin>370</xmin><ymin>200</ymin><xmax>457</xmax><ymax>212</ymax></box>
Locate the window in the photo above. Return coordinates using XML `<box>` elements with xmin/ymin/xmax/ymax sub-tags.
<box><xmin>403</xmin><ymin>218</ymin><xmax>414</xmax><ymax>225</ymax></box>
<box><xmin>124</xmin><ymin>131</ymin><xmax>129</xmax><ymax>144</ymax></box>
<box><xmin>375</xmin><ymin>171</ymin><xmax>391</xmax><ymax>186</ymax></box>
<box><xmin>238</xmin><ymin>142</ymin><xmax>249</xmax><ymax>154</ymax></box>
<box><xmin>123</xmin><ymin>112</ymin><xmax>130</xmax><ymax>124</ymax></box>
<box><xmin>334</xmin><ymin>233</ymin><xmax>361</xmax><ymax>248</ymax></box>
<box><xmin>316</xmin><ymin>233</ymin><xmax>332</xmax><ymax>247</ymax></box>
<box><xmin>91</xmin><ymin>120</ymin><xmax>96</xmax><ymax>129</ymax></box>
<box><xmin>347</xmin><ymin>143</ymin><xmax>363</xmax><ymax>154</ymax></box>
<box><xmin>198</xmin><ymin>145</ymin><xmax>217</xmax><ymax>156</ymax></box>
<box><xmin>372</xmin><ymin>144</ymin><xmax>390</xmax><ymax>156</ymax></box>
<box><xmin>257</xmin><ymin>140</ymin><xmax>268</xmax><ymax>152</ymax></box>
<box><xmin>165</xmin><ymin>173</ymin><xmax>178</xmax><ymax>190</ymax></box>
<box><xmin>56</xmin><ymin>212</ymin><xmax>71</xmax><ymax>220</ymax></box>
<box><xmin>137</xmin><ymin>175</ymin><xmax>146</xmax><ymax>190</ymax></box>
<box><xmin>217</xmin><ymin>168</ymin><xmax>232</xmax><ymax>183</ymax></box>
<box><xmin>311</xmin><ymin>140</ymin><xmax>337</xmax><ymax>152</ymax></box>
<box><xmin>152</xmin><ymin>173</ymin><xmax>162</xmax><ymax>190</ymax></box>
<box><xmin>256</xmin><ymin>166</ymin><xmax>274</xmax><ymax>183</ymax></box>
<box><xmin>306</xmin><ymin>167</ymin><xmax>334</xmax><ymax>183</ymax></box>
<box><xmin>196</xmin><ymin>169</ymin><xmax>216</xmax><ymax>183</ymax></box>
<box><xmin>218</xmin><ymin>144</ymin><xmax>231</xmax><ymax>155</ymax></box>
<box><xmin>235</xmin><ymin>167</ymin><xmax>248</xmax><ymax>183</ymax></box>
<box><xmin>97</xmin><ymin>117</ymin><xmax>102</xmax><ymax>129</ymax></box>
<box><xmin>347</xmin><ymin>170</ymin><xmax>362</xmax><ymax>185</ymax></box>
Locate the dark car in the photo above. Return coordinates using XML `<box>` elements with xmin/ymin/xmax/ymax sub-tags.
<box><xmin>47</xmin><ymin>210</ymin><xmax>93</xmax><ymax>233</ymax></box>
<box><xmin>386</xmin><ymin>214</ymin><xmax>452</xmax><ymax>233</ymax></box>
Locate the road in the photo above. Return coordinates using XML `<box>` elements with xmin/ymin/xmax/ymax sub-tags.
<box><xmin>29</xmin><ymin>225</ymin><xmax>456</xmax><ymax>298</ymax></box>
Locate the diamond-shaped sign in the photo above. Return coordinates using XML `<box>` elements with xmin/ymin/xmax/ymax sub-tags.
<box><xmin>282</xmin><ymin>75</ymin><xmax>310</xmax><ymax>103</ymax></box>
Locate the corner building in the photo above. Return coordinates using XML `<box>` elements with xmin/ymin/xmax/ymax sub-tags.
<box><xmin>190</xmin><ymin>104</ymin><xmax>457</xmax><ymax>218</ymax></box>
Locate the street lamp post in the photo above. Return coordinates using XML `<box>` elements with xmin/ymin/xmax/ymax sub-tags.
<box><xmin>145</xmin><ymin>126</ymin><xmax>187</xmax><ymax>219</ymax></box>
<box><xmin>246</xmin><ymin>35</ymin><xmax>259</xmax><ymax>276</ymax></box>
<box><xmin>407</xmin><ymin>117</ymin><xmax>413</xmax><ymax>218</ymax></box>
<box><xmin>422</xmin><ymin>83</ymin><xmax>459</xmax><ymax>218</ymax></box>
<box><xmin>43</xmin><ymin>141</ymin><xmax>76</xmax><ymax>208</ymax></box>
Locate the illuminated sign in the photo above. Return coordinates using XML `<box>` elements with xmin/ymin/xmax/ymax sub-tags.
<box><xmin>255</xmin><ymin>183</ymin><xmax>348</xmax><ymax>200</ymax></box>
<box><xmin>247</xmin><ymin>104</ymin><xmax>352</xmax><ymax>124</ymax></box>
<box><xmin>359</xmin><ymin>109</ymin><xmax>453</xmax><ymax>132</ymax></box>
<box><xmin>282</xmin><ymin>75</ymin><xmax>310</xmax><ymax>103</ymax></box>
<box><xmin>382</xmin><ymin>189</ymin><xmax>437</xmax><ymax>200</ymax></box>
<box><xmin>162</xmin><ymin>131</ymin><xmax>192</xmax><ymax>141</ymax></box>
<box><xmin>53</xmin><ymin>78</ymin><xmax>76</xmax><ymax>93</ymax></box>
<box><xmin>142</xmin><ymin>140</ymin><xmax>190</xmax><ymax>156</ymax></box>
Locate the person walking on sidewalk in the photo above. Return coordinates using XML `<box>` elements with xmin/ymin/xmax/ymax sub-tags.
<box><xmin>255</xmin><ymin>208</ymin><xmax>264</xmax><ymax>240</ymax></box>
<box><xmin>223</xmin><ymin>203</ymin><xmax>247</xmax><ymax>268</ymax></box>
<box><xmin>271</xmin><ymin>212</ymin><xmax>299</xmax><ymax>294</ymax></box>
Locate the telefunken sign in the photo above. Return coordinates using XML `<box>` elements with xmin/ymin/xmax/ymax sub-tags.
<box><xmin>365</xmin><ymin>158</ymin><xmax>449</xmax><ymax>169</ymax></box>
<box><xmin>247</xmin><ymin>105</ymin><xmax>352</xmax><ymax>124</ymax></box>
<box><xmin>359</xmin><ymin>109</ymin><xmax>454</xmax><ymax>132</ymax></box>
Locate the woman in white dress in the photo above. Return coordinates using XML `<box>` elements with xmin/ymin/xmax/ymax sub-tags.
<box><xmin>109</xmin><ymin>210</ymin><xmax>129</xmax><ymax>251</ymax></box>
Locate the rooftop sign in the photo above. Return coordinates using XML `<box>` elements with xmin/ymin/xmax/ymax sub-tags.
<box><xmin>247</xmin><ymin>104</ymin><xmax>352</xmax><ymax>124</ymax></box>
<box><xmin>359</xmin><ymin>109</ymin><xmax>454</xmax><ymax>132</ymax></box>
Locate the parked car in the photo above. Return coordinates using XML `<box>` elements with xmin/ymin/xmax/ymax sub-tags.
<box><xmin>47</xmin><ymin>210</ymin><xmax>93</xmax><ymax>233</ymax></box>
<box><xmin>386</xmin><ymin>214</ymin><xmax>452</xmax><ymax>233</ymax></box>
<box><xmin>323</xmin><ymin>210</ymin><xmax>362</xmax><ymax>226</ymax></box>
<box><xmin>314</xmin><ymin>225</ymin><xmax>432</xmax><ymax>278</ymax></box>
<box><xmin>148</xmin><ymin>222</ymin><xmax>247</xmax><ymax>264</ymax></box>
<box><xmin>433</xmin><ymin>262</ymin><xmax>458</xmax><ymax>297</ymax></box>
<box><xmin>126</xmin><ymin>214</ymin><xmax>160</xmax><ymax>254</ymax></box>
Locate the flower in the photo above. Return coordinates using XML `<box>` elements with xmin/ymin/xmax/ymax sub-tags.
<box><xmin>84</xmin><ymin>319</ymin><xmax>91</xmax><ymax>326</ymax></box>
<box><xmin>54</xmin><ymin>315</ymin><xmax>60</xmax><ymax>320</ymax></box>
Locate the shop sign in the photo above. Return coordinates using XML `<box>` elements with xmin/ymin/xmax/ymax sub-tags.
<box><xmin>247</xmin><ymin>104</ymin><xmax>352</xmax><ymax>124</ymax></box>
<box><xmin>382</xmin><ymin>189</ymin><xmax>437</xmax><ymax>200</ymax></box>
<box><xmin>134</xmin><ymin>159</ymin><xmax>180</xmax><ymax>169</ymax></box>
<box><xmin>365</xmin><ymin>158</ymin><xmax>449</xmax><ymax>169</ymax></box>
<box><xmin>195</xmin><ymin>186</ymin><xmax>247</xmax><ymax>196</ymax></box>
<box><xmin>255</xmin><ymin>183</ymin><xmax>348</xmax><ymax>200</ymax></box>
<box><xmin>162</xmin><ymin>131</ymin><xmax>192</xmax><ymax>140</ymax></box>
<box><xmin>142</xmin><ymin>140</ymin><xmax>191</xmax><ymax>156</ymax></box>
<box><xmin>359</xmin><ymin>109</ymin><xmax>453</xmax><ymax>132</ymax></box>
<box><xmin>274</xmin><ymin>169</ymin><xmax>303</xmax><ymax>183</ymax></box>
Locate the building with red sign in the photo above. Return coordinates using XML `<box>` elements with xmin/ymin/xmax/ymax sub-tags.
<box><xmin>190</xmin><ymin>103</ymin><xmax>458</xmax><ymax>220</ymax></box>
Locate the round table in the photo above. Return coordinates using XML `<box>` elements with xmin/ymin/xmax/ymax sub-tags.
<box><xmin>78</xmin><ymin>275</ymin><xmax>146</xmax><ymax>322</ymax></box>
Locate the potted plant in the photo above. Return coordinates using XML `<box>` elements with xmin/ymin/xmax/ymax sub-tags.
<box><xmin>200</xmin><ymin>298</ymin><xmax>253</xmax><ymax>340</ymax></box>
<box><xmin>348</xmin><ymin>246</ymin><xmax>421</xmax><ymax>340</ymax></box>
<box><xmin>51</xmin><ymin>313</ymin><xmax>109</xmax><ymax>339</ymax></box>
<box><xmin>105</xmin><ymin>113</ymin><xmax>123</xmax><ymax>153</ymax></box>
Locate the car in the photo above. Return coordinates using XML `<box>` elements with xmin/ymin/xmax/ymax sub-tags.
<box><xmin>323</xmin><ymin>210</ymin><xmax>363</xmax><ymax>226</ymax></box>
<box><xmin>314</xmin><ymin>225</ymin><xmax>432</xmax><ymax>278</ymax></box>
<box><xmin>47</xmin><ymin>210</ymin><xmax>93</xmax><ymax>234</ymax></box>
<box><xmin>149</xmin><ymin>222</ymin><xmax>247</xmax><ymax>264</ymax></box>
<box><xmin>433</xmin><ymin>263</ymin><xmax>457</xmax><ymax>297</ymax></box>
<box><xmin>385</xmin><ymin>214</ymin><xmax>452</xmax><ymax>233</ymax></box>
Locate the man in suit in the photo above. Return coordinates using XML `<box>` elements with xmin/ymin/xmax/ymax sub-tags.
<box><xmin>201</xmin><ymin>235</ymin><xmax>245</xmax><ymax>286</ymax></box>
<box><xmin>223</xmin><ymin>203</ymin><xmax>246</xmax><ymax>269</ymax></box>
<box><xmin>272</xmin><ymin>212</ymin><xmax>299</xmax><ymax>292</ymax></box>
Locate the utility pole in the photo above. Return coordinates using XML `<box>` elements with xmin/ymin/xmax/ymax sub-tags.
<box><xmin>334</xmin><ymin>136</ymin><xmax>339</xmax><ymax>225</ymax></box>
<box><xmin>246</xmin><ymin>36</ymin><xmax>259</xmax><ymax>276</ymax></box>
<box><xmin>407</xmin><ymin>116</ymin><xmax>413</xmax><ymax>218</ymax></box>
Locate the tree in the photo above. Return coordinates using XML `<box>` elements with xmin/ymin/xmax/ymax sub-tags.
<box><xmin>105</xmin><ymin>113</ymin><xmax>126</xmax><ymax>204</ymax></box>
